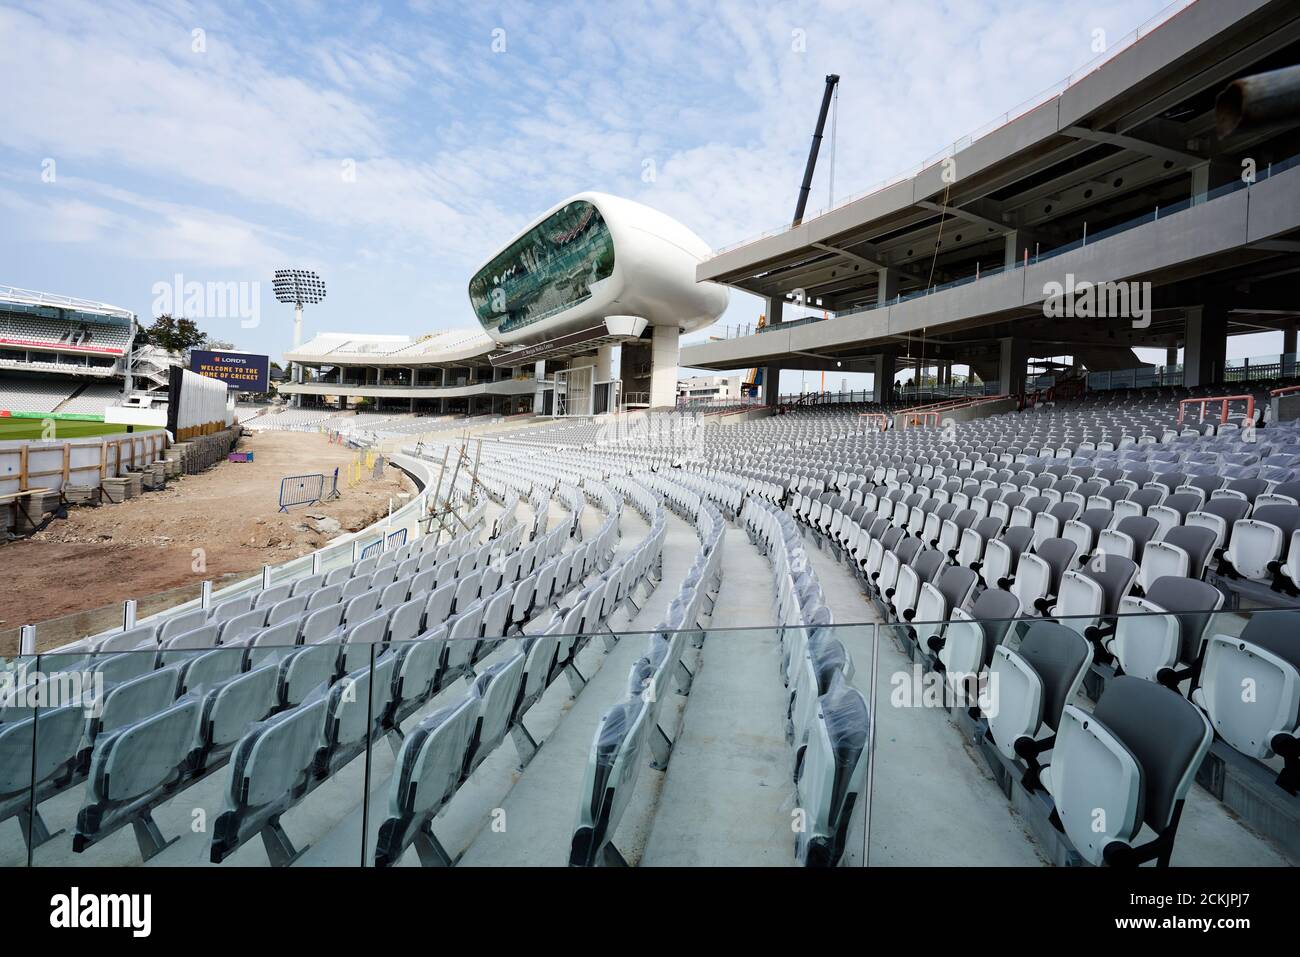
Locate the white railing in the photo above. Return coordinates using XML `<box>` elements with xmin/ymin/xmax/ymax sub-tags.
<box><xmin>43</xmin><ymin>451</ymin><xmax>443</xmax><ymax>652</ymax></box>
<box><xmin>0</xmin><ymin>284</ymin><xmax>135</xmax><ymax>320</ymax></box>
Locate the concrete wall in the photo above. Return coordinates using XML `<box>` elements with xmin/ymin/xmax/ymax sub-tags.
<box><xmin>1274</xmin><ymin>393</ymin><xmax>1300</xmax><ymax>423</ymax></box>
<box><xmin>684</xmin><ymin>163</ymin><xmax>1300</xmax><ymax>371</ymax></box>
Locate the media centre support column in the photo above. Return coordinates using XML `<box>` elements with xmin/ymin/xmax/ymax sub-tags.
<box><xmin>650</xmin><ymin>324</ymin><xmax>679</xmax><ymax>409</ymax></box>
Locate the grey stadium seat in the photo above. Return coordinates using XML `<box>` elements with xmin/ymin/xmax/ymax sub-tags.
<box><xmin>1192</xmin><ymin>611</ymin><xmax>1300</xmax><ymax>794</ymax></box>
<box><xmin>1042</xmin><ymin>676</ymin><xmax>1212</xmax><ymax>866</ymax></box>
<box><xmin>985</xmin><ymin>621</ymin><xmax>1091</xmax><ymax>784</ymax></box>
<box><xmin>374</xmin><ymin>694</ymin><xmax>479</xmax><ymax>867</ymax></box>
<box><xmin>794</xmin><ymin>672</ymin><xmax>869</xmax><ymax>867</ymax></box>
<box><xmin>1104</xmin><ymin>576</ymin><xmax>1223</xmax><ymax>684</ymax></box>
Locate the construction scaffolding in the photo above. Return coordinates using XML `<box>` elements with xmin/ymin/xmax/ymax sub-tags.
<box><xmin>420</xmin><ymin>433</ymin><xmax>487</xmax><ymax>546</ymax></box>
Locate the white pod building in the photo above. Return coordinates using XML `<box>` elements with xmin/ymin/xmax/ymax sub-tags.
<box><xmin>282</xmin><ymin>193</ymin><xmax>725</xmax><ymax>417</ymax></box>
<box><xmin>469</xmin><ymin>192</ymin><xmax>728</xmax><ymax>412</ymax></box>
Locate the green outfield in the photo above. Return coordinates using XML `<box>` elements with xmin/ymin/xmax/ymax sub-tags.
<box><xmin>0</xmin><ymin>417</ymin><xmax>161</xmax><ymax>441</ymax></box>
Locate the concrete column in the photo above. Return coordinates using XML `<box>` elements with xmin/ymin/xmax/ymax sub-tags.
<box><xmin>1004</xmin><ymin>231</ymin><xmax>1023</xmax><ymax>268</ymax></box>
<box><xmin>1165</xmin><ymin>346</ymin><xmax>1178</xmax><ymax>368</ymax></box>
<box><xmin>1284</xmin><ymin>326</ymin><xmax>1297</xmax><ymax>379</ymax></box>
<box><xmin>998</xmin><ymin>337</ymin><xmax>1028</xmax><ymax>396</ymax></box>
<box><xmin>761</xmin><ymin>366</ymin><xmax>780</xmax><ymax>405</ymax></box>
<box><xmin>1183</xmin><ymin>305</ymin><xmax>1227</xmax><ymax>387</ymax></box>
<box><xmin>765</xmin><ymin>295</ymin><xmax>785</xmax><ymax>328</ymax></box>
<box><xmin>533</xmin><ymin>360</ymin><xmax>547</xmax><ymax>414</ymax></box>
<box><xmin>1190</xmin><ymin>162</ymin><xmax>1210</xmax><ymax>205</ymax></box>
<box><xmin>595</xmin><ymin>343</ymin><xmax>615</xmax><ymax>382</ymax></box>
<box><xmin>649</xmin><ymin>324</ymin><xmax>679</xmax><ymax>409</ymax></box>
<box><xmin>871</xmin><ymin>349</ymin><xmax>897</xmax><ymax>403</ymax></box>
<box><xmin>877</xmin><ymin>268</ymin><xmax>898</xmax><ymax>307</ymax></box>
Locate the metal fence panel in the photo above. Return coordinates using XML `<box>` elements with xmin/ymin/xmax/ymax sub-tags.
<box><xmin>279</xmin><ymin>472</ymin><xmax>326</xmax><ymax>511</ymax></box>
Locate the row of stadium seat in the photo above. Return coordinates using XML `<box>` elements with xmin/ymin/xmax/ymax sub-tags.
<box><xmin>0</xmin><ymin>374</ymin><xmax>82</xmax><ymax>413</ymax></box>
<box><xmin>0</xmin><ymin>314</ymin><xmax>130</xmax><ymax>353</ymax></box>
<box><xmin>568</xmin><ymin>471</ymin><xmax>718</xmax><ymax>866</ymax></box>
<box><xmin>0</xmin><ymin>483</ymin><xmax>635</xmax><ymax>863</ymax></box>
<box><xmin>753</xmin><ymin>398</ymin><xmax>1298</xmax><ymax>863</ymax></box>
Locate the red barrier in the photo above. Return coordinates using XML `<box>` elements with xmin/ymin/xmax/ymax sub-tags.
<box><xmin>1177</xmin><ymin>394</ymin><xmax>1255</xmax><ymax>426</ymax></box>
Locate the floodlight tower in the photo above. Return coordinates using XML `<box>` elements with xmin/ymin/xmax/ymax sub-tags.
<box><xmin>273</xmin><ymin>269</ymin><xmax>326</xmax><ymax>405</ymax></box>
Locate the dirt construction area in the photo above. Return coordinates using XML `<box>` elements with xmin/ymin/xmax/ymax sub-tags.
<box><xmin>0</xmin><ymin>431</ymin><xmax>416</xmax><ymax>654</ymax></box>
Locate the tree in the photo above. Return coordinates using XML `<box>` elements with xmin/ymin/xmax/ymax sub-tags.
<box><xmin>137</xmin><ymin>314</ymin><xmax>208</xmax><ymax>357</ymax></box>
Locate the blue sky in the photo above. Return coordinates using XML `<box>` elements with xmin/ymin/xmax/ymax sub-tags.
<box><xmin>2</xmin><ymin>0</ymin><xmax>1274</xmax><ymax>380</ymax></box>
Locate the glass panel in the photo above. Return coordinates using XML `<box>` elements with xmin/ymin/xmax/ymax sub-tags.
<box><xmin>468</xmin><ymin>200</ymin><xmax>616</xmax><ymax>337</ymax></box>
<box><xmin>6</xmin><ymin>608</ymin><xmax>1298</xmax><ymax>867</ymax></box>
<box><xmin>363</xmin><ymin>631</ymin><xmax>565</xmax><ymax>868</ymax></box>
<box><xmin>870</xmin><ymin>620</ymin><xmax>1043</xmax><ymax>864</ymax></box>
<box><xmin>9</xmin><ymin>582</ymin><xmax>209</xmax><ymax>655</ymax></box>
<box><xmin>21</xmin><ymin>632</ymin><xmax>386</xmax><ymax>867</ymax></box>
<box><xmin>354</xmin><ymin>622</ymin><xmax>874</xmax><ymax>868</ymax></box>
<box><xmin>0</xmin><ymin>648</ymin><xmax>40</xmax><ymax>867</ymax></box>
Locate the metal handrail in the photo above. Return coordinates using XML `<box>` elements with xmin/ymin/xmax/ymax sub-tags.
<box><xmin>897</xmin><ymin>393</ymin><xmax>1011</xmax><ymax>416</ymax></box>
<box><xmin>1177</xmin><ymin>394</ymin><xmax>1256</xmax><ymax>425</ymax></box>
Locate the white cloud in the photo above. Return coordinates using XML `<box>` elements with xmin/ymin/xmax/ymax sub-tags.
<box><xmin>0</xmin><ymin>0</ymin><xmax>1179</xmax><ymax>349</ymax></box>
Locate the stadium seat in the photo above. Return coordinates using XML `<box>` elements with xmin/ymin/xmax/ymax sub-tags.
<box><xmin>1042</xmin><ymin>677</ymin><xmax>1212</xmax><ymax>866</ymax></box>
<box><xmin>1192</xmin><ymin>612</ymin><xmax>1300</xmax><ymax>794</ymax></box>
<box><xmin>986</xmin><ymin>621</ymin><xmax>1091</xmax><ymax>780</ymax></box>
<box><xmin>374</xmin><ymin>695</ymin><xmax>479</xmax><ymax>866</ymax></box>
<box><xmin>1103</xmin><ymin>577</ymin><xmax>1223</xmax><ymax>683</ymax></box>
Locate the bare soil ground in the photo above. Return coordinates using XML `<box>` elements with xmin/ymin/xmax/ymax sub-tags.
<box><xmin>0</xmin><ymin>431</ymin><xmax>414</xmax><ymax>654</ymax></box>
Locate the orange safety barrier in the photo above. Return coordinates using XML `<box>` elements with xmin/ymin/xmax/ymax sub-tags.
<box><xmin>901</xmin><ymin>411</ymin><xmax>941</xmax><ymax>429</ymax></box>
<box><xmin>1270</xmin><ymin>384</ymin><xmax>1300</xmax><ymax>398</ymax></box>
<box><xmin>859</xmin><ymin>413</ymin><xmax>890</xmax><ymax>432</ymax></box>
<box><xmin>1177</xmin><ymin>394</ymin><xmax>1255</xmax><ymax>426</ymax></box>
<box><xmin>898</xmin><ymin>393</ymin><xmax>1010</xmax><ymax>416</ymax></box>
<box><xmin>889</xmin><ymin>393</ymin><xmax>1011</xmax><ymax>429</ymax></box>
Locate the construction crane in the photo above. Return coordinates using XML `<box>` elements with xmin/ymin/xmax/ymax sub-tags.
<box><xmin>792</xmin><ymin>74</ymin><xmax>841</xmax><ymax>228</ymax></box>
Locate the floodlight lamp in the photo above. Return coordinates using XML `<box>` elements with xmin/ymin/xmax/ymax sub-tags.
<box><xmin>273</xmin><ymin>268</ymin><xmax>327</xmax><ymax>305</ymax></box>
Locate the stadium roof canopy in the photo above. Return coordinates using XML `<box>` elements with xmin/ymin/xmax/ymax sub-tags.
<box><xmin>285</xmin><ymin>329</ymin><xmax>496</xmax><ymax>367</ymax></box>
<box><xmin>682</xmin><ymin>0</ymin><xmax>1300</xmax><ymax>384</ymax></box>
<box><xmin>0</xmin><ymin>284</ymin><xmax>135</xmax><ymax>323</ymax></box>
